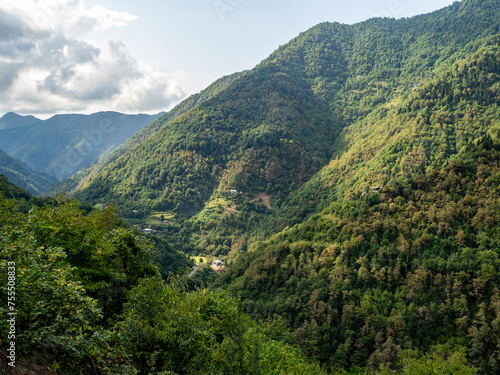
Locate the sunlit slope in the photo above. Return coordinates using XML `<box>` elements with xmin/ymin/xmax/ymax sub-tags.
<box><xmin>71</xmin><ymin>0</ymin><xmax>500</xmax><ymax>256</ymax></box>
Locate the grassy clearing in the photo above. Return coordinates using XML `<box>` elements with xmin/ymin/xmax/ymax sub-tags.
<box><xmin>205</xmin><ymin>197</ymin><xmax>232</xmax><ymax>209</ymax></box>
<box><xmin>145</xmin><ymin>211</ymin><xmax>176</xmax><ymax>225</ymax></box>
<box><xmin>94</xmin><ymin>203</ymin><xmax>107</xmax><ymax>211</ymax></box>
<box><xmin>195</xmin><ymin>197</ymin><xmax>233</xmax><ymax>221</ymax></box>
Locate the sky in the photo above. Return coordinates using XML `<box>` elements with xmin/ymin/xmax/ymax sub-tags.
<box><xmin>0</xmin><ymin>0</ymin><xmax>458</xmax><ymax>119</ymax></box>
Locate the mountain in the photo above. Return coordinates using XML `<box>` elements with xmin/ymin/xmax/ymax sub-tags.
<box><xmin>0</xmin><ymin>112</ymin><xmax>41</xmax><ymax>129</ymax></box>
<box><xmin>214</xmin><ymin>139</ymin><xmax>500</xmax><ymax>371</ymax></box>
<box><xmin>0</xmin><ymin>111</ymin><xmax>163</xmax><ymax>181</ymax></box>
<box><xmin>57</xmin><ymin>0</ymin><xmax>500</xmax><ymax>372</ymax></box>
<box><xmin>212</xmin><ymin>4</ymin><xmax>500</xmax><ymax>374</ymax></box>
<box><xmin>0</xmin><ymin>150</ymin><xmax>58</xmax><ymax>195</ymax></box>
<box><xmin>49</xmin><ymin>71</ymin><xmax>245</xmax><ymax>197</ymax></box>
<box><xmin>0</xmin><ymin>174</ymin><xmax>55</xmax><ymax>210</ymax></box>
<box><xmin>71</xmin><ymin>0</ymin><xmax>500</xmax><ymax>248</ymax></box>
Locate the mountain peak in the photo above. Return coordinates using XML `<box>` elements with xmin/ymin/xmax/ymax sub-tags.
<box><xmin>0</xmin><ymin>112</ymin><xmax>42</xmax><ymax>130</ymax></box>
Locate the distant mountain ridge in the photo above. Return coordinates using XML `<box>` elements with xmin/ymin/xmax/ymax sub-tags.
<box><xmin>0</xmin><ymin>111</ymin><xmax>163</xmax><ymax>181</ymax></box>
<box><xmin>0</xmin><ymin>112</ymin><xmax>41</xmax><ymax>129</ymax></box>
<box><xmin>0</xmin><ymin>150</ymin><xmax>58</xmax><ymax>195</ymax></box>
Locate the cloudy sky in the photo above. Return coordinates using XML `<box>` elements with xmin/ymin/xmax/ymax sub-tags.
<box><xmin>0</xmin><ymin>0</ymin><xmax>457</xmax><ymax>118</ymax></box>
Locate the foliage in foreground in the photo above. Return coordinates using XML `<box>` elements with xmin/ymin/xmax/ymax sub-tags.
<box><xmin>114</xmin><ymin>276</ymin><xmax>326</xmax><ymax>374</ymax></box>
<box><xmin>0</xmin><ymin>188</ymin><xmax>325</xmax><ymax>374</ymax></box>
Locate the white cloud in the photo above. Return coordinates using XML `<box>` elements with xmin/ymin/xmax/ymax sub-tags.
<box><xmin>0</xmin><ymin>0</ymin><xmax>184</xmax><ymax>116</ymax></box>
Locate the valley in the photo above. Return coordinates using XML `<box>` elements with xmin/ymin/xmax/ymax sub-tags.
<box><xmin>2</xmin><ymin>0</ymin><xmax>500</xmax><ymax>373</ymax></box>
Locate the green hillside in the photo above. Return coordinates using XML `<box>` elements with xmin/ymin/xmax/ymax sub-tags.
<box><xmin>71</xmin><ymin>0</ymin><xmax>500</xmax><ymax>253</ymax></box>
<box><xmin>49</xmin><ymin>71</ymin><xmax>244</xmax><ymax>197</ymax></box>
<box><xmin>214</xmin><ymin>136</ymin><xmax>500</xmax><ymax>373</ymax></box>
<box><xmin>0</xmin><ymin>174</ymin><xmax>57</xmax><ymax>212</ymax></box>
<box><xmin>73</xmin><ymin>60</ymin><xmax>341</xmax><ymax>213</ymax></box>
<box><xmin>44</xmin><ymin>0</ymin><xmax>500</xmax><ymax>372</ymax></box>
<box><xmin>266</xmin><ymin>33</ymin><xmax>500</xmax><ymax>228</ymax></box>
<box><xmin>211</xmin><ymin>29</ymin><xmax>500</xmax><ymax>373</ymax></box>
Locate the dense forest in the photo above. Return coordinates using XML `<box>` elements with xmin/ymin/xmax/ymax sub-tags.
<box><xmin>0</xmin><ymin>177</ymin><xmax>325</xmax><ymax>374</ymax></box>
<box><xmin>214</xmin><ymin>137</ymin><xmax>500</xmax><ymax>373</ymax></box>
<box><xmin>67</xmin><ymin>0</ymin><xmax>500</xmax><ymax>257</ymax></box>
<box><xmin>2</xmin><ymin>0</ymin><xmax>500</xmax><ymax>373</ymax></box>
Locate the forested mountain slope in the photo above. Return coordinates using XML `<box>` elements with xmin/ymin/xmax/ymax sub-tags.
<box><xmin>211</xmin><ymin>10</ymin><xmax>500</xmax><ymax>372</ymax></box>
<box><xmin>18</xmin><ymin>0</ymin><xmax>500</xmax><ymax>373</ymax></box>
<box><xmin>71</xmin><ymin>0</ymin><xmax>500</xmax><ymax>257</ymax></box>
<box><xmin>50</xmin><ymin>71</ymin><xmax>244</xmax><ymax>197</ymax></box>
<box><xmin>267</xmin><ymin>33</ymin><xmax>500</xmax><ymax>229</ymax></box>
<box><xmin>214</xmin><ymin>135</ymin><xmax>500</xmax><ymax>373</ymax></box>
<box><xmin>73</xmin><ymin>54</ymin><xmax>341</xmax><ymax>215</ymax></box>
<box><xmin>0</xmin><ymin>178</ymin><xmax>327</xmax><ymax>374</ymax></box>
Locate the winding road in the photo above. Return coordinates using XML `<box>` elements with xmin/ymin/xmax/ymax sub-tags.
<box><xmin>188</xmin><ymin>265</ymin><xmax>198</xmax><ymax>278</ymax></box>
